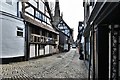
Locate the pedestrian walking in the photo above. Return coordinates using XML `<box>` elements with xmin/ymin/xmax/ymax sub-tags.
<box><xmin>79</xmin><ymin>43</ymin><xmax>84</xmax><ymax>60</ymax></box>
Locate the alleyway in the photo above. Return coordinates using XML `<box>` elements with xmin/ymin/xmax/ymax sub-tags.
<box><xmin>0</xmin><ymin>49</ymin><xmax>88</xmax><ymax>79</ymax></box>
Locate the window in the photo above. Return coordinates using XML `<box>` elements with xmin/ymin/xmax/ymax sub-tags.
<box><xmin>17</xmin><ymin>27</ymin><xmax>23</xmax><ymax>37</ymax></box>
<box><xmin>6</xmin><ymin>0</ymin><xmax>12</xmax><ymax>5</ymax></box>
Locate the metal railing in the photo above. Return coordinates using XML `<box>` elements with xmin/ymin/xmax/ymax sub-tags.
<box><xmin>30</xmin><ymin>34</ymin><xmax>57</xmax><ymax>45</ymax></box>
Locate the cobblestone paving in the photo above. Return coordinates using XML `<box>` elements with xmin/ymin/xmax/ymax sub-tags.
<box><xmin>0</xmin><ymin>49</ymin><xmax>88</xmax><ymax>79</ymax></box>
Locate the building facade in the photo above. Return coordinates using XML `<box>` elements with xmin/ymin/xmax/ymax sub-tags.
<box><xmin>57</xmin><ymin>19</ymin><xmax>73</xmax><ymax>52</ymax></box>
<box><xmin>0</xmin><ymin>0</ymin><xmax>25</xmax><ymax>63</ymax></box>
<box><xmin>0</xmin><ymin>0</ymin><xmax>59</xmax><ymax>63</ymax></box>
<box><xmin>52</xmin><ymin>0</ymin><xmax>74</xmax><ymax>52</ymax></box>
<box><xmin>83</xmin><ymin>0</ymin><xmax>120</xmax><ymax>79</ymax></box>
<box><xmin>21</xmin><ymin>0</ymin><xmax>59</xmax><ymax>60</ymax></box>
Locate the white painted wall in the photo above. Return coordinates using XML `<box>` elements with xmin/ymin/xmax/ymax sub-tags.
<box><xmin>39</xmin><ymin>1</ymin><xmax>45</xmax><ymax>13</ymax></box>
<box><xmin>26</xmin><ymin>0</ymin><xmax>44</xmax><ymax>16</ymax></box>
<box><xmin>49</xmin><ymin>45</ymin><xmax>55</xmax><ymax>53</ymax></box>
<box><xmin>0</xmin><ymin>14</ymin><xmax>25</xmax><ymax>58</ymax></box>
<box><xmin>36</xmin><ymin>44</ymin><xmax>39</xmax><ymax>56</ymax></box>
<box><xmin>30</xmin><ymin>44</ymin><xmax>35</xmax><ymax>58</ymax></box>
<box><xmin>28</xmin><ymin>0</ymin><xmax>37</xmax><ymax>8</ymax></box>
<box><xmin>45</xmin><ymin>45</ymin><xmax>49</xmax><ymax>54</ymax></box>
<box><xmin>0</xmin><ymin>0</ymin><xmax>18</xmax><ymax>16</ymax></box>
<box><xmin>0</xmin><ymin>13</ymin><xmax>2</xmax><ymax>58</ymax></box>
<box><xmin>39</xmin><ymin>49</ymin><xmax>44</xmax><ymax>55</ymax></box>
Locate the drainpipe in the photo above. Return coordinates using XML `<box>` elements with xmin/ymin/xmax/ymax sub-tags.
<box><xmin>24</xmin><ymin>22</ymin><xmax>29</xmax><ymax>61</ymax></box>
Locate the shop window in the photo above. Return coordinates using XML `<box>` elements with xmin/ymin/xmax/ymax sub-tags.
<box><xmin>17</xmin><ymin>27</ymin><xmax>23</xmax><ymax>37</ymax></box>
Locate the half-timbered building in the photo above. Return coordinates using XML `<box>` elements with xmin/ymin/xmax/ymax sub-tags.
<box><xmin>83</xmin><ymin>0</ymin><xmax>120</xmax><ymax>79</ymax></box>
<box><xmin>0</xmin><ymin>0</ymin><xmax>59</xmax><ymax>63</ymax></box>
<box><xmin>52</xmin><ymin>0</ymin><xmax>74</xmax><ymax>52</ymax></box>
<box><xmin>20</xmin><ymin>0</ymin><xmax>59</xmax><ymax>60</ymax></box>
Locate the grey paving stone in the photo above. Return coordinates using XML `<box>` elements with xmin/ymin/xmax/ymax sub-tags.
<box><xmin>0</xmin><ymin>49</ymin><xmax>88</xmax><ymax>79</ymax></box>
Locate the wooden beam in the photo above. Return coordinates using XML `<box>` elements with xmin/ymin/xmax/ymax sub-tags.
<box><xmin>22</xmin><ymin>13</ymin><xmax>59</xmax><ymax>34</ymax></box>
<box><xmin>22</xmin><ymin>2</ymin><xmax>25</xmax><ymax>13</ymax></box>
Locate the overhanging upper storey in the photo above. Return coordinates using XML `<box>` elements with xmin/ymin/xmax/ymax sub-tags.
<box><xmin>20</xmin><ymin>0</ymin><xmax>58</xmax><ymax>34</ymax></box>
<box><xmin>21</xmin><ymin>1</ymin><xmax>51</xmax><ymax>25</ymax></box>
<box><xmin>83</xmin><ymin>0</ymin><xmax>120</xmax><ymax>36</ymax></box>
<box><xmin>88</xmin><ymin>1</ymin><xmax>120</xmax><ymax>26</ymax></box>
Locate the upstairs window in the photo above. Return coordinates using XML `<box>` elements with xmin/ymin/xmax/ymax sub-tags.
<box><xmin>17</xmin><ymin>27</ymin><xmax>23</xmax><ymax>37</ymax></box>
<box><xmin>6</xmin><ymin>0</ymin><xmax>12</xmax><ymax>5</ymax></box>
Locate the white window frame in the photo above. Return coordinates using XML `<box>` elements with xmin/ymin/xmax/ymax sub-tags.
<box><xmin>17</xmin><ymin>27</ymin><xmax>24</xmax><ymax>37</ymax></box>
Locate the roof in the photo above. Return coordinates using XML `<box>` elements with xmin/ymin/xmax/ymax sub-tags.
<box><xmin>56</xmin><ymin>19</ymin><xmax>73</xmax><ymax>36</ymax></box>
<box><xmin>58</xmin><ymin>19</ymin><xmax>72</xmax><ymax>31</ymax></box>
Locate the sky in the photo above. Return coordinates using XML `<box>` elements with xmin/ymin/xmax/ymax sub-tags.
<box><xmin>49</xmin><ymin>0</ymin><xmax>84</xmax><ymax>41</ymax></box>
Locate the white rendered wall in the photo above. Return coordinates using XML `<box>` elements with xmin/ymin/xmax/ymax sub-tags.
<box><xmin>36</xmin><ymin>44</ymin><xmax>39</xmax><ymax>56</ymax></box>
<box><xmin>0</xmin><ymin>14</ymin><xmax>25</xmax><ymax>58</ymax></box>
<box><xmin>49</xmin><ymin>45</ymin><xmax>56</xmax><ymax>53</ymax></box>
<box><xmin>0</xmin><ymin>12</ymin><xmax>2</xmax><ymax>58</ymax></box>
<box><xmin>39</xmin><ymin>49</ymin><xmax>44</xmax><ymax>56</ymax></box>
<box><xmin>0</xmin><ymin>0</ymin><xmax>18</xmax><ymax>16</ymax></box>
<box><xmin>28</xmin><ymin>0</ymin><xmax>37</xmax><ymax>8</ymax></box>
<box><xmin>30</xmin><ymin>44</ymin><xmax>35</xmax><ymax>58</ymax></box>
<box><xmin>45</xmin><ymin>45</ymin><xmax>49</xmax><ymax>54</ymax></box>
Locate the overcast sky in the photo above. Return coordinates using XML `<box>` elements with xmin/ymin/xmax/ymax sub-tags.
<box><xmin>49</xmin><ymin>0</ymin><xmax>84</xmax><ymax>41</ymax></box>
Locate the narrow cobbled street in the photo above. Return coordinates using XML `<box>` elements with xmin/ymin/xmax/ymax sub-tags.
<box><xmin>0</xmin><ymin>49</ymin><xmax>88</xmax><ymax>79</ymax></box>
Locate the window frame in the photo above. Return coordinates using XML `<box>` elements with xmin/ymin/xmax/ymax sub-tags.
<box><xmin>16</xmin><ymin>27</ymin><xmax>24</xmax><ymax>37</ymax></box>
